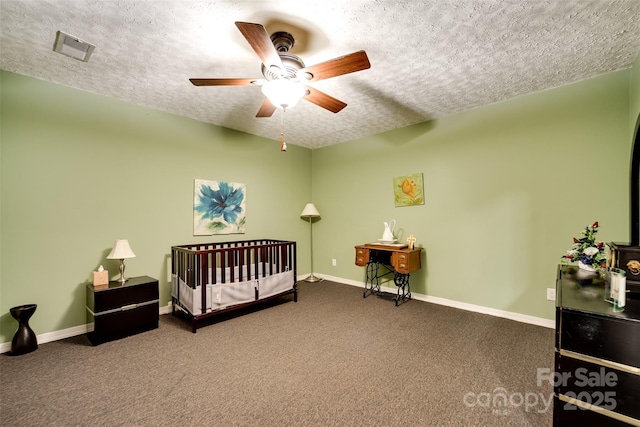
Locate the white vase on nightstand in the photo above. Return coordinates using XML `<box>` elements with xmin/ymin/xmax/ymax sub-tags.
<box><xmin>578</xmin><ymin>261</ymin><xmax>596</xmax><ymax>272</ymax></box>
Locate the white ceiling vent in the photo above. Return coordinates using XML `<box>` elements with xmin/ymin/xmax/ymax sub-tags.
<box><xmin>53</xmin><ymin>31</ymin><xmax>95</xmax><ymax>62</ymax></box>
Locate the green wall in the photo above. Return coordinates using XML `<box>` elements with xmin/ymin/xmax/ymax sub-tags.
<box><xmin>1</xmin><ymin>59</ymin><xmax>638</xmax><ymax>344</ymax></box>
<box><xmin>311</xmin><ymin>70</ymin><xmax>632</xmax><ymax>321</ymax></box>
<box><xmin>0</xmin><ymin>71</ymin><xmax>312</xmax><ymax>342</ymax></box>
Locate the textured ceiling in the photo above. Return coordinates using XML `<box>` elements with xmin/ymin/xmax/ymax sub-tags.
<box><xmin>1</xmin><ymin>0</ymin><xmax>640</xmax><ymax>149</ymax></box>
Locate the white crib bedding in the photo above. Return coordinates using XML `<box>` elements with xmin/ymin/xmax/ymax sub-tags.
<box><xmin>172</xmin><ymin>265</ymin><xmax>294</xmax><ymax>315</ymax></box>
<box><xmin>198</xmin><ymin>263</ymin><xmax>280</xmax><ymax>286</ymax></box>
<box><xmin>258</xmin><ymin>270</ymin><xmax>295</xmax><ymax>299</ymax></box>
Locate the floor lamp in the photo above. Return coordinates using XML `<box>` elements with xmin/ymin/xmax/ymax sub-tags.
<box><xmin>301</xmin><ymin>203</ymin><xmax>323</xmax><ymax>282</ymax></box>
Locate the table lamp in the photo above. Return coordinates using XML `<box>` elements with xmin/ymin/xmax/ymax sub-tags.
<box><xmin>107</xmin><ymin>239</ymin><xmax>136</xmax><ymax>283</ymax></box>
<box><xmin>300</xmin><ymin>203</ymin><xmax>323</xmax><ymax>282</ymax></box>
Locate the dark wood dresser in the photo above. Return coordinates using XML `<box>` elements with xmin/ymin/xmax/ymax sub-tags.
<box><xmin>554</xmin><ymin>265</ymin><xmax>640</xmax><ymax>426</ymax></box>
<box><xmin>86</xmin><ymin>276</ymin><xmax>159</xmax><ymax>345</ymax></box>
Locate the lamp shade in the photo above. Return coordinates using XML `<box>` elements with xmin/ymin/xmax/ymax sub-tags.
<box><xmin>261</xmin><ymin>79</ymin><xmax>306</xmax><ymax>109</ymax></box>
<box><xmin>300</xmin><ymin>203</ymin><xmax>320</xmax><ymax>218</ymax></box>
<box><xmin>106</xmin><ymin>239</ymin><xmax>136</xmax><ymax>259</ymax></box>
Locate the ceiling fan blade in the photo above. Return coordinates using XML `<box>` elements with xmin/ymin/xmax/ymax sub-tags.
<box><xmin>304</xmin><ymin>87</ymin><xmax>347</xmax><ymax>113</ymax></box>
<box><xmin>235</xmin><ymin>21</ymin><xmax>284</xmax><ymax>73</ymax></box>
<box><xmin>299</xmin><ymin>50</ymin><xmax>370</xmax><ymax>82</ymax></box>
<box><xmin>189</xmin><ymin>78</ymin><xmax>256</xmax><ymax>86</ymax></box>
<box><xmin>256</xmin><ymin>98</ymin><xmax>277</xmax><ymax>117</ymax></box>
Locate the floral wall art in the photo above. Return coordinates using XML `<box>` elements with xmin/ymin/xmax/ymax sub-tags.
<box><xmin>393</xmin><ymin>173</ymin><xmax>424</xmax><ymax>207</ymax></box>
<box><xmin>194</xmin><ymin>179</ymin><xmax>246</xmax><ymax>235</ymax></box>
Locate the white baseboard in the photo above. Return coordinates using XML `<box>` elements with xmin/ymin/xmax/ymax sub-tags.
<box><xmin>0</xmin><ymin>306</ymin><xmax>173</xmax><ymax>354</ymax></box>
<box><xmin>0</xmin><ymin>323</ymin><xmax>92</xmax><ymax>354</ymax></box>
<box><xmin>319</xmin><ymin>274</ymin><xmax>555</xmax><ymax>329</ymax></box>
<box><xmin>1</xmin><ymin>276</ymin><xmax>554</xmax><ymax>353</ymax></box>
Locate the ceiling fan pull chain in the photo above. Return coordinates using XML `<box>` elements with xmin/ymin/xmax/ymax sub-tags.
<box><xmin>280</xmin><ymin>107</ymin><xmax>287</xmax><ymax>152</ymax></box>
<box><xmin>280</xmin><ymin>133</ymin><xmax>286</xmax><ymax>152</ymax></box>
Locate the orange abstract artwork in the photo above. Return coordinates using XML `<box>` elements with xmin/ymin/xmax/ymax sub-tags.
<box><xmin>393</xmin><ymin>173</ymin><xmax>424</xmax><ymax>207</ymax></box>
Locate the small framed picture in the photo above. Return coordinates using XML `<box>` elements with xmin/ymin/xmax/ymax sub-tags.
<box><xmin>393</xmin><ymin>173</ymin><xmax>424</xmax><ymax>207</ymax></box>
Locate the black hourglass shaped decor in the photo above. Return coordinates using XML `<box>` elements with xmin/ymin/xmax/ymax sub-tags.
<box><xmin>9</xmin><ymin>304</ymin><xmax>38</xmax><ymax>355</ymax></box>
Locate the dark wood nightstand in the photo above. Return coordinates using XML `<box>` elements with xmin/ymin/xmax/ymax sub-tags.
<box><xmin>86</xmin><ymin>276</ymin><xmax>159</xmax><ymax>345</ymax></box>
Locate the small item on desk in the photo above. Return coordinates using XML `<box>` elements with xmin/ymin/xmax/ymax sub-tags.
<box><xmin>93</xmin><ymin>265</ymin><xmax>109</xmax><ymax>288</ymax></box>
<box><xmin>370</xmin><ymin>242</ymin><xmax>408</xmax><ymax>248</ymax></box>
<box><xmin>407</xmin><ymin>234</ymin><xmax>416</xmax><ymax>250</ymax></box>
<box><xmin>381</xmin><ymin>219</ymin><xmax>396</xmax><ymax>242</ymax></box>
<box><xmin>606</xmin><ymin>267</ymin><xmax>626</xmax><ymax>312</ymax></box>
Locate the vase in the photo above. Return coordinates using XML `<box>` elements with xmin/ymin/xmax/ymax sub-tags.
<box><xmin>576</xmin><ymin>262</ymin><xmax>598</xmax><ymax>285</ymax></box>
<box><xmin>9</xmin><ymin>304</ymin><xmax>38</xmax><ymax>355</ymax></box>
<box><xmin>578</xmin><ymin>261</ymin><xmax>596</xmax><ymax>272</ymax></box>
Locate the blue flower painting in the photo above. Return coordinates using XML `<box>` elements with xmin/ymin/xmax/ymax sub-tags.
<box><xmin>194</xmin><ymin>179</ymin><xmax>246</xmax><ymax>235</ymax></box>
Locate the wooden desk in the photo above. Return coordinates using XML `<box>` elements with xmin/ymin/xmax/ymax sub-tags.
<box><xmin>355</xmin><ymin>243</ymin><xmax>422</xmax><ymax>305</ymax></box>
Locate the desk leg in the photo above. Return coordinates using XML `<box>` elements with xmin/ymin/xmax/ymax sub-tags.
<box><xmin>363</xmin><ymin>261</ymin><xmax>381</xmax><ymax>298</ymax></box>
<box><xmin>393</xmin><ymin>272</ymin><xmax>411</xmax><ymax>306</ymax></box>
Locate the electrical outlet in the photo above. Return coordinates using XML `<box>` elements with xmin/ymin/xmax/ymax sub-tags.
<box><xmin>332</xmin><ymin>258</ymin><xmax>337</xmax><ymax>267</ymax></box>
<box><xmin>546</xmin><ymin>288</ymin><xmax>556</xmax><ymax>301</ymax></box>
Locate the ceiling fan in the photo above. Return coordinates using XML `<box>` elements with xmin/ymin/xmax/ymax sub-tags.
<box><xmin>189</xmin><ymin>21</ymin><xmax>371</xmax><ymax>118</ymax></box>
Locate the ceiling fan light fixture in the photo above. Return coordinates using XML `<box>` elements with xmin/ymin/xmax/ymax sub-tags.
<box><xmin>189</xmin><ymin>21</ymin><xmax>370</xmax><ymax>118</ymax></box>
<box><xmin>261</xmin><ymin>79</ymin><xmax>306</xmax><ymax>109</ymax></box>
<box><xmin>297</xmin><ymin>71</ymin><xmax>313</xmax><ymax>81</ymax></box>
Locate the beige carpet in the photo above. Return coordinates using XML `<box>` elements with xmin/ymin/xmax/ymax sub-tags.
<box><xmin>1</xmin><ymin>280</ymin><xmax>554</xmax><ymax>426</ymax></box>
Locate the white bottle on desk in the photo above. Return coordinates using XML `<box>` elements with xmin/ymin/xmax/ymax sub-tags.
<box><xmin>610</xmin><ymin>268</ymin><xmax>626</xmax><ymax>312</ymax></box>
<box><xmin>618</xmin><ymin>275</ymin><xmax>626</xmax><ymax>308</ymax></box>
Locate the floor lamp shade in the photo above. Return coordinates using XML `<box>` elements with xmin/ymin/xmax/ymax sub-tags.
<box><xmin>300</xmin><ymin>203</ymin><xmax>320</xmax><ymax>218</ymax></box>
<box><xmin>107</xmin><ymin>239</ymin><xmax>136</xmax><ymax>283</ymax></box>
<box><xmin>300</xmin><ymin>203</ymin><xmax>322</xmax><ymax>282</ymax></box>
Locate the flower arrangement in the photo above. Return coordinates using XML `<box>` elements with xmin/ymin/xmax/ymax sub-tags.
<box><xmin>561</xmin><ymin>221</ymin><xmax>607</xmax><ymax>271</ymax></box>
